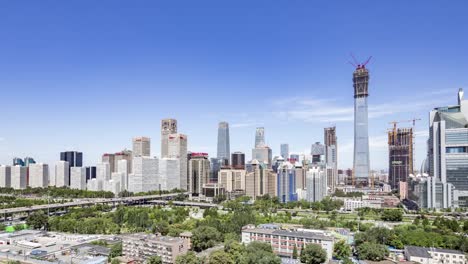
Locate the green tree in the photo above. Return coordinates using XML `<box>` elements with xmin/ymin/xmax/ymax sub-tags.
<box><xmin>292</xmin><ymin>245</ymin><xmax>298</xmax><ymax>259</ymax></box>
<box><xmin>300</xmin><ymin>244</ymin><xmax>327</xmax><ymax>264</ymax></box>
<box><xmin>241</xmin><ymin>241</ymin><xmax>281</xmax><ymax>264</ymax></box>
<box><xmin>356</xmin><ymin>242</ymin><xmax>388</xmax><ymax>261</ymax></box>
<box><xmin>342</xmin><ymin>257</ymin><xmax>353</xmax><ymax>264</ymax></box>
<box><xmin>147</xmin><ymin>255</ymin><xmax>162</xmax><ymax>264</ymax></box>
<box><xmin>333</xmin><ymin>240</ymin><xmax>351</xmax><ymax>260</ymax></box>
<box><xmin>175</xmin><ymin>252</ymin><xmax>200</xmax><ymax>264</ymax></box>
<box><xmin>224</xmin><ymin>239</ymin><xmax>244</xmax><ymax>263</ymax></box>
<box><xmin>26</xmin><ymin>211</ymin><xmax>48</xmax><ymax>229</ymax></box>
<box><xmin>381</xmin><ymin>209</ymin><xmax>403</xmax><ymax>222</ymax></box>
<box><xmin>208</xmin><ymin>250</ymin><xmax>234</xmax><ymax>264</ymax></box>
<box><xmin>109</xmin><ymin>243</ymin><xmax>123</xmax><ymax>260</ymax></box>
<box><xmin>422</xmin><ymin>218</ymin><xmax>430</xmax><ymax>227</ymax></box>
<box><xmin>192</xmin><ymin>226</ymin><xmax>222</xmax><ymax>252</ymax></box>
<box><xmin>413</xmin><ymin>217</ymin><xmax>420</xmax><ymax>225</ymax></box>
<box><xmin>111</xmin><ymin>258</ymin><xmax>120</xmax><ymax>264</ymax></box>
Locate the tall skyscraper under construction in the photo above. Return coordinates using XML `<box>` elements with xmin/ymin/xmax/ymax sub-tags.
<box><xmin>352</xmin><ymin>59</ymin><xmax>371</xmax><ymax>185</ymax></box>
<box><xmin>324</xmin><ymin>126</ymin><xmax>337</xmax><ymax>191</ymax></box>
<box><xmin>388</xmin><ymin>127</ymin><xmax>413</xmax><ymax>190</ymax></box>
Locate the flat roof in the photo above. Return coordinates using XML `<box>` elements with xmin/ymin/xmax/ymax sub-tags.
<box><xmin>243</xmin><ymin>228</ymin><xmax>333</xmax><ymax>241</ymax></box>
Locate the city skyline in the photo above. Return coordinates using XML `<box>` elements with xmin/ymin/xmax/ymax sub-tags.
<box><xmin>0</xmin><ymin>1</ymin><xmax>467</xmax><ymax>170</ymax></box>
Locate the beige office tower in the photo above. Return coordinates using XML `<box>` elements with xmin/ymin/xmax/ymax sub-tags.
<box><xmin>294</xmin><ymin>165</ymin><xmax>307</xmax><ymax>190</ymax></box>
<box><xmin>161</xmin><ymin>118</ymin><xmax>177</xmax><ymax>158</ymax></box>
<box><xmin>218</xmin><ymin>168</ymin><xmax>246</xmax><ymax>193</ymax></box>
<box><xmin>245</xmin><ymin>160</ymin><xmax>277</xmax><ymax>200</ymax></box>
<box><xmin>168</xmin><ymin>133</ymin><xmax>188</xmax><ymax>190</ymax></box>
<box><xmin>133</xmin><ymin>137</ymin><xmax>151</xmax><ymax>157</ymax></box>
<box><xmin>29</xmin><ymin>163</ymin><xmax>49</xmax><ymax>188</ymax></box>
<box><xmin>188</xmin><ymin>153</ymin><xmax>210</xmax><ymax>195</ymax></box>
<box><xmin>11</xmin><ymin>165</ymin><xmax>27</xmax><ymax>189</ymax></box>
<box><xmin>55</xmin><ymin>161</ymin><xmax>70</xmax><ymax>187</ymax></box>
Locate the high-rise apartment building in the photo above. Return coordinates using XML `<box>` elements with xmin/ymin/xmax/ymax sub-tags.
<box><xmin>129</xmin><ymin>156</ymin><xmax>159</xmax><ymax>193</ymax></box>
<box><xmin>188</xmin><ymin>153</ymin><xmax>210</xmax><ymax>195</ymax></box>
<box><xmin>161</xmin><ymin>118</ymin><xmax>177</xmax><ymax>158</ymax></box>
<box><xmin>255</xmin><ymin>127</ymin><xmax>265</xmax><ymax>148</ymax></box>
<box><xmin>55</xmin><ymin>161</ymin><xmax>70</xmax><ymax>187</ymax></box>
<box><xmin>388</xmin><ymin>127</ymin><xmax>413</xmax><ymax>190</ymax></box>
<box><xmin>132</xmin><ymin>137</ymin><xmax>151</xmax><ymax>157</ymax></box>
<box><xmin>280</xmin><ymin>144</ymin><xmax>289</xmax><ymax>159</ymax></box>
<box><xmin>11</xmin><ymin>165</ymin><xmax>27</xmax><ymax>189</ymax></box>
<box><xmin>0</xmin><ymin>165</ymin><xmax>11</xmax><ymax>188</ymax></box>
<box><xmin>428</xmin><ymin>89</ymin><xmax>468</xmax><ymax>207</ymax></box>
<box><xmin>168</xmin><ymin>133</ymin><xmax>188</xmax><ymax>190</ymax></box>
<box><xmin>353</xmin><ymin>63</ymin><xmax>371</xmax><ymax>185</ymax></box>
<box><xmin>306</xmin><ymin>166</ymin><xmax>328</xmax><ymax>202</ymax></box>
<box><xmin>277</xmin><ymin>162</ymin><xmax>297</xmax><ymax>203</ymax></box>
<box><xmin>324</xmin><ymin>127</ymin><xmax>338</xmax><ymax>191</ymax></box>
<box><xmin>218</xmin><ymin>168</ymin><xmax>246</xmax><ymax>193</ymax></box>
<box><xmin>117</xmin><ymin>160</ymin><xmax>129</xmax><ymax>191</ymax></box>
<box><xmin>28</xmin><ymin>163</ymin><xmax>49</xmax><ymax>188</ymax></box>
<box><xmin>231</xmin><ymin>152</ymin><xmax>246</xmax><ymax>169</ymax></box>
<box><xmin>217</xmin><ymin>122</ymin><xmax>230</xmax><ymax>164</ymax></box>
<box><xmin>70</xmin><ymin>167</ymin><xmax>87</xmax><ymax>190</ymax></box>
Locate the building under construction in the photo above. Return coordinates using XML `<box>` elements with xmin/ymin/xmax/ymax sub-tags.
<box><xmin>388</xmin><ymin>127</ymin><xmax>413</xmax><ymax>190</ymax></box>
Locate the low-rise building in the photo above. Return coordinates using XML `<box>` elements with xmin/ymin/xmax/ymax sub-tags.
<box><xmin>405</xmin><ymin>245</ymin><xmax>466</xmax><ymax>264</ymax></box>
<box><xmin>241</xmin><ymin>224</ymin><xmax>334</xmax><ymax>261</ymax></box>
<box><xmin>121</xmin><ymin>233</ymin><xmax>189</xmax><ymax>264</ymax></box>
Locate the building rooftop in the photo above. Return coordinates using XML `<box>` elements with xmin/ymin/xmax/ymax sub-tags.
<box><xmin>120</xmin><ymin>233</ymin><xmax>185</xmax><ymax>244</ymax></box>
<box><xmin>405</xmin><ymin>246</ymin><xmax>465</xmax><ymax>258</ymax></box>
<box><xmin>242</xmin><ymin>226</ymin><xmax>333</xmax><ymax>241</ymax></box>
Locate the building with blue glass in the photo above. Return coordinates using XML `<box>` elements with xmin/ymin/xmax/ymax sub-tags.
<box><xmin>277</xmin><ymin>161</ymin><xmax>297</xmax><ymax>203</ymax></box>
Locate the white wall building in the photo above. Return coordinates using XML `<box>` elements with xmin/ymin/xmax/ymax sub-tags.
<box><xmin>87</xmin><ymin>178</ymin><xmax>103</xmax><ymax>191</ymax></box>
<box><xmin>117</xmin><ymin>160</ymin><xmax>129</xmax><ymax>191</ymax></box>
<box><xmin>306</xmin><ymin>166</ymin><xmax>327</xmax><ymax>202</ymax></box>
<box><xmin>159</xmin><ymin>158</ymin><xmax>180</xmax><ymax>191</ymax></box>
<box><xmin>405</xmin><ymin>246</ymin><xmax>466</xmax><ymax>264</ymax></box>
<box><xmin>70</xmin><ymin>167</ymin><xmax>87</xmax><ymax>190</ymax></box>
<box><xmin>129</xmin><ymin>156</ymin><xmax>159</xmax><ymax>193</ymax></box>
<box><xmin>0</xmin><ymin>165</ymin><xmax>11</xmax><ymax>188</ymax></box>
<box><xmin>55</xmin><ymin>161</ymin><xmax>70</xmax><ymax>187</ymax></box>
<box><xmin>11</xmin><ymin>165</ymin><xmax>27</xmax><ymax>189</ymax></box>
<box><xmin>168</xmin><ymin>134</ymin><xmax>188</xmax><ymax>190</ymax></box>
<box><xmin>28</xmin><ymin>163</ymin><xmax>49</xmax><ymax>188</ymax></box>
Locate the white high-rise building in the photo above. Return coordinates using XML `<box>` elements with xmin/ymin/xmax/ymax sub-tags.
<box><xmin>159</xmin><ymin>158</ymin><xmax>180</xmax><ymax>191</ymax></box>
<box><xmin>168</xmin><ymin>133</ymin><xmax>188</xmax><ymax>190</ymax></box>
<box><xmin>97</xmin><ymin>162</ymin><xmax>111</xmax><ymax>182</ymax></box>
<box><xmin>87</xmin><ymin>178</ymin><xmax>103</xmax><ymax>191</ymax></box>
<box><xmin>133</xmin><ymin>137</ymin><xmax>151</xmax><ymax>157</ymax></box>
<box><xmin>129</xmin><ymin>156</ymin><xmax>159</xmax><ymax>193</ymax></box>
<box><xmin>70</xmin><ymin>167</ymin><xmax>87</xmax><ymax>190</ymax></box>
<box><xmin>11</xmin><ymin>165</ymin><xmax>27</xmax><ymax>189</ymax></box>
<box><xmin>0</xmin><ymin>165</ymin><xmax>11</xmax><ymax>188</ymax></box>
<box><xmin>306</xmin><ymin>166</ymin><xmax>328</xmax><ymax>202</ymax></box>
<box><xmin>117</xmin><ymin>160</ymin><xmax>129</xmax><ymax>191</ymax></box>
<box><xmin>55</xmin><ymin>161</ymin><xmax>70</xmax><ymax>187</ymax></box>
<box><xmin>29</xmin><ymin>163</ymin><xmax>49</xmax><ymax>188</ymax></box>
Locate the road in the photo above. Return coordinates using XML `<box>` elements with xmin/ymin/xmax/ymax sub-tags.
<box><xmin>0</xmin><ymin>192</ymin><xmax>188</xmax><ymax>216</ymax></box>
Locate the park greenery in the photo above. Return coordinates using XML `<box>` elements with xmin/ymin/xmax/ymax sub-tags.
<box><xmin>0</xmin><ymin>187</ymin><xmax>114</xmax><ymax>198</ymax></box>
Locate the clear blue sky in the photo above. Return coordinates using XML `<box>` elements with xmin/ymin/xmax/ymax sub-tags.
<box><xmin>1</xmin><ymin>1</ymin><xmax>467</xmax><ymax>170</ymax></box>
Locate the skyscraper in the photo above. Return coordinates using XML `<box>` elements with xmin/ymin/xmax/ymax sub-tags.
<box><xmin>217</xmin><ymin>122</ymin><xmax>230</xmax><ymax>164</ymax></box>
<box><xmin>70</xmin><ymin>167</ymin><xmax>87</xmax><ymax>190</ymax></box>
<box><xmin>129</xmin><ymin>156</ymin><xmax>159</xmax><ymax>193</ymax></box>
<box><xmin>352</xmin><ymin>63</ymin><xmax>371</xmax><ymax>185</ymax></box>
<box><xmin>188</xmin><ymin>153</ymin><xmax>210</xmax><ymax>196</ymax></box>
<box><xmin>388</xmin><ymin>127</ymin><xmax>413</xmax><ymax>190</ymax></box>
<box><xmin>277</xmin><ymin>161</ymin><xmax>297</xmax><ymax>203</ymax></box>
<box><xmin>29</xmin><ymin>163</ymin><xmax>49</xmax><ymax>188</ymax></box>
<box><xmin>280</xmin><ymin>144</ymin><xmax>289</xmax><ymax>159</ymax></box>
<box><xmin>168</xmin><ymin>133</ymin><xmax>188</xmax><ymax>190</ymax></box>
<box><xmin>0</xmin><ymin>165</ymin><xmax>11</xmax><ymax>188</ymax></box>
<box><xmin>255</xmin><ymin>127</ymin><xmax>265</xmax><ymax>148</ymax></box>
<box><xmin>306</xmin><ymin>166</ymin><xmax>327</xmax><ymax>202</ymax></box>
<box><xmin>132</xmin><ymin>137</ymin><xmax>151</xmax><ymax>157</ymax></box>
<box><xmin>60</xmin><ymin>151</ymin><xmax>83</xmax><ymax>185</ymax></box>
<box><xmin>231</xmin><ymin>152</ymin><xmax>246</xmax><ymax>170</ymax></box>
<box><xmin>428</xmin><ymin>89</ymin><xmax>468</xmax><ymax>207</ymax></box>
<box><xmin>311</xmin><ymin>142</ymin><xmax>325</xmax><ymax>164</ymax></box>
<box><xmin>11</xmin><ymin>166</ymin><xmax>27</xmax><ymax>189</ymax></box>
<box><xmin>324</xmin><ymin>127</ymin><xmax>338</xmax><ymax>191</ymax></box>
<box><xmin>161</xmin><ymin>118</ymin><xmax>177</xmax><ymax>158</ymax></box>
<box><xmin>55</xmin><ymin>161</ymin><xmax>70</xmax><ymax>187</ymax></box>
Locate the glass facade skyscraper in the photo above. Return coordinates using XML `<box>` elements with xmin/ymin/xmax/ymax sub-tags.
<box><xmin>216</xmin><ymin>122</ymin><xmax>230</xmax><ymax>163</ymax></box>
<box><xmin>353</xmin><ymin>65</ymin><xmax>370</xmax><ymax>185</ymax></box>
<box><xmin>280</xmin><ymin>144</ymin><xmax>289</xmax><ymax>160</ymax></box>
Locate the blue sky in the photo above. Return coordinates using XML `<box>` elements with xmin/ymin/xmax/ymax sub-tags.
<box><xmin>0</xmin><ymin>1</ymin><xmax>467</xmax><ymax>170</ymax></box>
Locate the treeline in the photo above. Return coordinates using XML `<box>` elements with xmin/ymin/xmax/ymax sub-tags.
<box><xmin>333</xmin><ymin>189</ymin><xmax>364</xmax><ymax>198</ymax></box>
<box><xmin>249</xmin><ymin>195</ymin><xmax>344</xmax><ymax>212</ymax></box>
<box><xmin>0</xmin><ymin>187</ymin><xmax>114</xmax><ymax>198</ymax></box>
